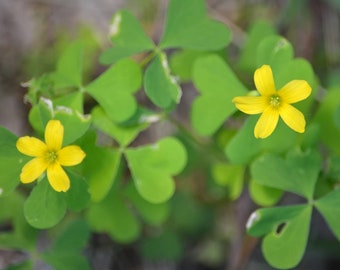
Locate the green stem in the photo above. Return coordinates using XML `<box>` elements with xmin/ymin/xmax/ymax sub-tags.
<box><xmin>139</xmin><ymin>50</ymin><xmax>157</xmax><ymax>68</ymax></box>
<box><xmin>166</xmin><ymin>115</ymin><xmax>228</xmax><ymax>163</ymax></box>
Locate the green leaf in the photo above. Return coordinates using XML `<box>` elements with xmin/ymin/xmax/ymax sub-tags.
<box><xmin>250</xmin><ymin>149</ymin><xmax>321</xmax><ymax>199</ymax></box>
<box><xmin>0</xmin><ymin>127</ymin><xmax>26</xmax><ymax>196</ymax></box>
<box><xmin>256</xmin><ymin>35</ymin><xmax>294</xmax><ymax>69</ymax></box>
<box><xmin>247</xmin><ymin>204</ymin><xmax>312</xmax><ymax>269</ymax></box>
<box><xmin>100</xmin><ymin>10</ymin><xmax>155</xmax><ymax>64</ymax></box>
<box><xmin>81</xmin><ymin>137</ymin><xmax>121</xmax><ymax>202</ymax></box>
<box><xmin>0</xmin><ymin>192</ymin><xmax>38</xmax><ymax>250</ymax></box>
<box><xmin>38</xmin><ymin>98</ymin><xmax>91</xmax><ymax>145</ymax></box>
<box><xmin>237</xmin><ymin>20</ymin><xmax>276</xmax><ymax>73</ymax></box>
<box><xmin>52</xmin><ymin>41</ymin><xmax>83</xmax><ymax>89</ymax></box>
<box><xmin>212</xmin><ymin>163</ymin><xmax>244</xmax><ymax>200</ymax></box>
<box><xmin>125</xmin><ymin>137</ymin><xmax>187</xmax><ymax>203</ymax></box>
<box><xmin>65</xmin><ymin>172</ymin><xmax>90</xmax><ymax>212</ymax></box>
<box><xmin>225</xmin><ymin>116</ymin><xmax>298</xmax><ymax>164</ymax></box>
<box><xmin>49</xmin><ymin>220</ymin><xmax>90</xmax><ymax>253</ymax></box>
<box><xmin>87</xmin><ymin>190</ymin><xmax>140</xmax><ymax>243</ymax></box>
<box><xmin>169</xmin><ymin>50</ymin><xmax>207</xmax><ymax>82</ymax></box>
<box><xmin>273</xmin><ymin>58</ymin><xmax>315</xmax><ymax>113</ymax></box>
<box><xmin>54</xmin><ymin>91</ymin><xmax>84</xmax><ymax>113</ymax></box>
<box><xmin>91</xmin><ymin>106</ymin><xmax>148</xmax><ymax>147</ymax></box>
<box><xmin>86</xmin><ymin>58</ymin><xmax>142</xmax><ymax>122</ymax></box>
<box><xmin>191</xmin><ymin>54</ymin><xmax>248</xmax><ymax>135</ymax></box>
<box><xmin>139</xmin><ymin>231</ymin><xmax>183</xmax><ymax>261</ymax></box>
<box><xmin>43</xmin><ymin>254</ymin><xmax>90</xmax><ymax>270</ymax></box>
<box><xmin>124</xmin><ymin>182</ymin><xmax>169</xmax><ymax>226</ymax></box>
<box><xmin>144</xmin><ymin>52</ymin><xmax>181</xmax><ymax>108</ymax></box>
<box><xmin>249</xmin><ymin>179</ymin><xmax>283</xmax><ymax>207</ymax></box>
<box><xmin>315</xmin><ymin>187</ymin><xmax>340</xmax><ymax>240</ymax></box>
<box><xmin>24</xmin><ymin>179</ymin><xmax>67</xmax><ymax>229</ymax></box>
<box><xmin>159</xmin><ymin>0</ymin><xmax>231</xmax><ymax>50</ymax></box>
<box><xmin>314</xmin><ymin>87</ymin><xmax>340</xmax><ymax>154</ymax></box>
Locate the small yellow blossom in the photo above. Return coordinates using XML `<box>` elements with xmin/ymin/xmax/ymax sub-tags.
<box><xmin>232</xmin><ymin>65</ymin><xmax>312</xmax><ymax>139</ymax></box>
<box><xmin>16</xmin><ymin>120</ymin><xmax>86</xmax><ymax>192</ymax></box>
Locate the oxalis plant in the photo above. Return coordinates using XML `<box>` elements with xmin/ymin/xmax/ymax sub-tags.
<box><xmin>1</xmin><ymin>0</ymin><xmax>340</xmax><ymax>269</ymax></box>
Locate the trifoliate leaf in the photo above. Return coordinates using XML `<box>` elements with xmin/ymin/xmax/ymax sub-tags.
<box><xmin>247</xmin><ymin>204</ymin><xmax>312</xmax><ymax>269</ymax></box>
<box><xmin>52</xmin><ymin>41</ymin><xmax>83</xmax><ymax>89</ymax></box>
<box><xmin>159</xmin><ymin>0</ymin><xmax>231</xmax><ymax>50</ymax></box>
<box><xmin>250</xmin><ymin>149</ymin><xmax>321</xmax><ymax>199</ymax></box>
<box><xmin>100</xmin><ymin>10</ymin><xmax>155</xmax><ymax>64</ymax></box>
<box><xmin>144</xmin><ymin>52</ymin><xmax>181</xmax><ymax>108</ymax></box>
<box><xmin>315</xmin><ymin>187</ymin><xmax>340</xmax><ymax>240</ymax></box>
<box><xmin>24</xmin><ymin>179</ymin><xmax>67</xmax><ymax>229</ymax></box>
<box><xmin>91</xmin><ymin>106</ymin><xmax>149</xmax><ymax>147</ymax></box>
<box><xmin>125</xmin><ymin>137</ymin><xmax>187</xmax><ymax>203</ymax></box>
<box><xmin>86</xmin><ymin>58</ymin><xmax>142</xmax><ymax>122</ymax></box>
<box><xmin>191</xmin><ymin>54</ymin><xmax>248</xmax><ymax>135</ymax></box>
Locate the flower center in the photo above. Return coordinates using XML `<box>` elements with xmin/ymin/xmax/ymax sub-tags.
<box><xmin>269</xmin><ymin>95</ymin><xmax>281</xmax><ymax>108</ymax></box>
<box><xmin>45</xmin><ymin>150</ymin><xmax>58</xmax><ymax>163</ymax></box>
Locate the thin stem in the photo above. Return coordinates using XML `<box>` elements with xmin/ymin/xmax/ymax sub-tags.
<box><xmin>139</xmin><ymin>50</ymin><xmax>157</xmax><ymax>68</ymax></box>
<box><xmin>166</xmin><ymin>115</ymin><xmax>228</xmax><ymax>163</ymax></box>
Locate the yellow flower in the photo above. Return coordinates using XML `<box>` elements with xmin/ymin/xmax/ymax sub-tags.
<box><xmin>16</xmin><ymin>120</ymin><xmax>86</xmax><ymax>192</ymax></box>
<box><xmin>232</xmin><ymin>65</ymin><xmax>312</xmax><ymax>139</ymax></box>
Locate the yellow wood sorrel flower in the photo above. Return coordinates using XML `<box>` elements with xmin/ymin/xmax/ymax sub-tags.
<box><xmin>16</xmin><ymin>120</ymin><xmax>86</xmax><ymax>192</ymax></box>
<box><xmin>232</xmin><ymin>65</ymin><xmax>312</xmax><ymax>139</ymax></box>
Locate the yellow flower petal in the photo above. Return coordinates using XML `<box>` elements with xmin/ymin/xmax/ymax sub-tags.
<box><xmin>20</xmin><ymin>157</ymin><xmax>48</xmax><ymax>183</ymax></box>
<box><xmin>279</xmin><ymin>103</ymin><xmax>306</xmax><ymax>133</ymax></box>
<box><xmin>254</xmin><ymin>107</ymin><xmax>279</xmax><ymax>138</ymax></box>
<box><xmin>45</xmin><ymin>120</ymin><xmax>64</xmax><ymax>151</ymax></box>
<box><xmin>58</xmin><ymin>146</ymin><xmax>86</xmax><ymax>166</ymax></box>
<box><xmin>278</xmin><ymin>80</ymin><xmax>312</xmax><ymax>104</ymax></box>
<box><xmin>16</xmin><ymin>137</ymin><xmax>47</xmax><ymax>157</ymax></box>
<box><xmin>232</xmin><ymin>96</ymin><xmax>268</xmax><ymax>114</ymax></box>
<box><xmin>47</xmin><ymin>163</ymin><xmax>70</xmax><ymax>192</ymax></box>
<box><xmin>254</xmin><ymin>65</ymin><xmax>277</xmax><ymax>97</ymax></box>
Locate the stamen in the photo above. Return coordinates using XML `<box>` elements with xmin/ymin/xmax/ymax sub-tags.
<box><xmin>269</xmin><ymin>95</ymin><xmax>281</xmax><ymax>108</ymax></box>
<box><xmin>45</xmin><ymin>150</ymin><xmax>58</xmax><ymax>163</ymax></box>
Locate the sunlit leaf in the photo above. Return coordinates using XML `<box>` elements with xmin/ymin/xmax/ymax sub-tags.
<box><xmin>191</xmin><ymin>54</ymin><xmax>248</xmax><ymax>135</ymax></box>
<box><xmin>125</xmin><ymin>137</ymin><xmax>187</xmax><ymax>203</ymax></box>
<box><xmin>100</xmin><ymin>10</ymin><xmax>155</xmax><ymax>64</ymax></box>
<box><xmin>159</xmin><ymin>0</ymin><xmax>230</xmax><ymax>50</ymax></box>
<box><xmin>86</xmin><ymin>58</ymin><xmax>142</xmax><ymax>122</ymax></box>
<box><xmin>247</xmin><ymin>204</ymin><xmax>312</xmax><ymax>269</ymax></box>
<box><xmin>251</xmin><ymin>149</ymin><xmax>321</xmax><ymax>199</ymax></box>
<box><xmin>24</xmin><ymin>179</ymin><xmax>67</xmax><ymax>229</ymax></box>
<box><xmin>144</xmin><ymin>52</ymin><xmax>181</xmax><ymax>108</ymax></box>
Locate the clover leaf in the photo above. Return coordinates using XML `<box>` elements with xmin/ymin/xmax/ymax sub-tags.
<box><xmin>144</xmin><ymin>52</ymin><xmax>181</xmax><ymax>108</ymax></box>
<box><xmin>100</xmin><ymin>10</ymin><xmax>155</xmax><ymax>64</ymax></box>
<box><xmin>85</xmin><ymin>58</ymin><xmax>142</xmax><ymax>122</ymax></box>
<box><xmin>247</xmin><ymin>204</ymin><xmax>312</xmax><ymax>269</ymax></box>
<box><xmin>125</xmin><ymin>137</ymin><xmax>187</xmax><ymax>203</ymax></box>
<box><xmin>191</xmin><ymin>54</ymin><xmax>248</xmax><ymax>135</ymax></box>
<box><xmin>250</xmin><ymin>149</ymin><xmax>321</xmax><ymax>200</ymax></box>
<box><xmin>159</xmin><ymin>0</ymin><xmax>230</xmax><ymax>50</ymax></box>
